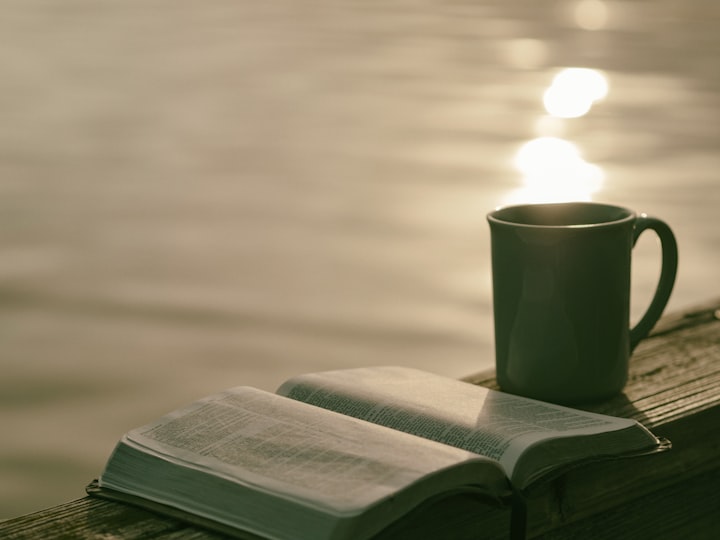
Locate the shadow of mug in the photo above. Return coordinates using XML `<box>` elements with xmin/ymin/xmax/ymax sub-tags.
<box><xmin>487</xmin><ymin>202</ymin><xmax>678</xmax><ymax>404</ymax></box>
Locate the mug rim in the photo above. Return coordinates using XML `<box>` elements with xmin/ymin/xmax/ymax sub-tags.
<box><xmin>487</xmin><ymin>201</ymin><xmax>636</xmax><ymax>229</ymax></box>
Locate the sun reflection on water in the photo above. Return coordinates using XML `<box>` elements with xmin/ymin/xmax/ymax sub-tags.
<box><xmin>505</xmin><ymin>67</ymin><xmax>609</xmax><ymax>205</ymax></box>
<box><xmin>505</xmin><ymin>137</ymin><xmax>604</xmax><ymax>204</ymax></box>
<box><xmin>543</xmin><ymin>68</ymin><xmax>608</xmax><ymax>119</ymax></box>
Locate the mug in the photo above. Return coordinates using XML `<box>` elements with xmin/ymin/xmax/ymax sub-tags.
<box><xmin>487</xmin><ymin>202</ymin><xmax>678</xmax><ymax>404</ymax></box>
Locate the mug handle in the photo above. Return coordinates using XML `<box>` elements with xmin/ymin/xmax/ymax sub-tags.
<box><xmin>629</xmin><ymin>214</ymin><xmax>679</xmax><ymax>351</ymax></box>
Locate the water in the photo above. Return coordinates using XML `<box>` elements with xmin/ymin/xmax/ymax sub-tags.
<box><xmin>1</xmin><ymin>0</ymin><xmax>718</xmax><ymax>519</ymax></box>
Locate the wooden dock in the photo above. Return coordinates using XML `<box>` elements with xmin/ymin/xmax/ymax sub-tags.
<box><xmin>2</xmin><ymin>297</ymin><xmax>719</xmax><ymax>539</ymax></box>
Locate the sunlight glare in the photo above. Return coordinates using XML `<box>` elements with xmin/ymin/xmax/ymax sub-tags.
<box><xmin>506</xmin><ymin>137</ymin><xmax>604</xmax><ymax>204</ymax></box>
<box><xmin>543</xmin><ymin>68</ymin><xmax>609</xmax><ymax>118</ymax></box>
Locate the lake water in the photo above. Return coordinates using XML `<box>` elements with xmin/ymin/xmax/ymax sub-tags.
<box><xmin>1</xmin><ymin>0</ymin><xmax>719</xmax><ymax>519</ymax></box>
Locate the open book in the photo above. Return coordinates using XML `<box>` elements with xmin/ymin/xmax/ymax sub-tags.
<box><xmin>89</xmin><ymin>366</ymin><xmax>668</xmax><ymax>540</ymax></box>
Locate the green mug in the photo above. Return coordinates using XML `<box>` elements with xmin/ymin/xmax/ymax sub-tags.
<box><xmin>487</xmin><ymin>202</ymin><xmax>678</xmax><ymax>404</ymax></box>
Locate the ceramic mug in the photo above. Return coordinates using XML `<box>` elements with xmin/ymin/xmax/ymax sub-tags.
<box><xmin>487</xmin><ymin>202</ymin><xmax>678</xmax><ymax>404</ymax></box>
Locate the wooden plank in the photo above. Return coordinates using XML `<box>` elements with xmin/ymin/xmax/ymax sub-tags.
<box><xmin>534</xmin><ymin>468</ymin><xmax>720</xmax><ymax>540</ymax></box>
<box><xmin>0</xmin><ymin>497</ymin><xmax>226</xmax><ymax>540</ymax></box>
<box><xmin>2</xmin><ymin>298</ymin><xmax>719</xmax><ymax>539</ymax></box>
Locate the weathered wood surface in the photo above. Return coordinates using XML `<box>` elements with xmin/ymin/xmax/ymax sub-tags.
<box><xmin>2</xmin><ymin>298</ymin><xmax>719</xmax><ymax>539</ymax></box>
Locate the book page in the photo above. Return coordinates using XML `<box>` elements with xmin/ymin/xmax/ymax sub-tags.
<box><xmin>277</xmin><ymin>366</ymin><xmax>643</xmax><ymax>477</ymax></box>
<box><xmin>120</xmin><ymin>387</ymin><xmax>503</xmax><ymax>514</ymax></box>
